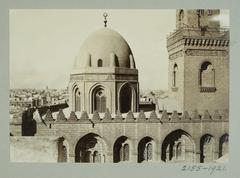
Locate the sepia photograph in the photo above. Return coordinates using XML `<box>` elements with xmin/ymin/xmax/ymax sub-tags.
<box><xmin>9</xmin><ymin>9</ymin><xmax>229</xmax><ymax>163</ymax></box>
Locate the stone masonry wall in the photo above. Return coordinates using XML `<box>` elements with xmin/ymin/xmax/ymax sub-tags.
<box><xmin>32</xmin><ymin>109</ymin><xmax>229</xmax><ymax>163</ymax></box>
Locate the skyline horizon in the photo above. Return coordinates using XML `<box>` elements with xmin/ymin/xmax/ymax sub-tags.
<box><xmin>9</xmin><ymin>86</ymin><xmax>168</xmax><ymax>92</ymax></box>
<box><xmin>10</xmin><ymin>9</ymin><xmax>229</xmax><ymax>91</ymax></box>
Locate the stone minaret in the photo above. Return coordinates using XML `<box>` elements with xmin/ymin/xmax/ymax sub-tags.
<box><xmin>167</xmin><ymin>9</ymin><xmax>229</xmax><ymax>112</ymax></box>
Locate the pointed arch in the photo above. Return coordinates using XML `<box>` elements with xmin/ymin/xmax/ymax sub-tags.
<box><xmin>75</xmin><ymin>133</ymin><xmax>107</xmax><ymax>163</ymax></box>
<box><xmin>118</xmin><ymin>82</ymin><xmax>137</xmax><ymax>113</ymax></box>
<box><xmin>199</xmin><ymin>61</ymin><xmax>215</xmax><ymax>89</ymax></box>
<box><xmin>138</xmin><ymin>137</ymin><xmax>155</xmax><ymax>163</ymax></box>
<box><xmin>161</xmin><ymin>129</ymin><xmax>195</xmax><ymax>163</ymax></box>
<box><xmin>97</xmin><ymin>59</ymin><xmax>103</xmax><ymax>67</ymax></box>
<box><xmin>89</xmin><ymin>83</ymin><xmax>111</xmax><ymax>114</ymax></box>
<box><xmin>219</xmin><ymin>133</ymin><xmax>229</xmax><ymax>157</ymax></box>
<box><xmin>113</xmin><ymin>136</ymin><xmax>131</xmax><ymax>163</ymax></box>
<box><xmin>92</xmin><ymin>85</ymin><xmax>106</xmax><ymax>113</ymax></box>
<box><xmin>72</xmin><ymin>84</ymin><xmax>81</xmax><ymax>112</ymax></box>
<box><xmin>200</xmin><ymin>134</ymin><xmax>215</xmax><ymax>163</ymax></box>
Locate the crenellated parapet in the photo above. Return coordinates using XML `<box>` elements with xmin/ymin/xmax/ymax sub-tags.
<box><xmin>39</xmin><ymin>108</ymin><xmax>229</xmax><ymax>124</ymax></box>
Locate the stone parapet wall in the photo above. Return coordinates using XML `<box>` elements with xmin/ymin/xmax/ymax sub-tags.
<box><xmin>42</xmin><ymin>109</ymin><xmax>229</xmax><ymax>123</ymax></box>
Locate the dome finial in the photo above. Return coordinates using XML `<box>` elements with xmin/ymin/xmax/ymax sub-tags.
<box><xmin>103</xmin><ymin>12</ymin><xmax>108</xmax><ymax>27</ymax></box>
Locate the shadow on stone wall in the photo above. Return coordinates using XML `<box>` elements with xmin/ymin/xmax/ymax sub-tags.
<box><xmin>22</xmin><ymin>108</ymin><xmax>37</xmax><ymax>136</ymax></box>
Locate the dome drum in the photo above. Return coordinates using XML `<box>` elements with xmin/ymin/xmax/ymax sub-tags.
<box><xmin>69</xmin><ymin>27</ymin><xmax>139</xmax><ymax>114</ymax></box>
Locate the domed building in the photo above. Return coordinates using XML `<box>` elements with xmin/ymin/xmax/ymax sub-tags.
<box><xmin>10</xmin><ymin>10</ymin><xmax>229</xmax><ymax>164</ymax></box>
<box><xmin>69</xmin><ymin>27</ymin><xmax>139</xmax><ymax>114</ymax></box>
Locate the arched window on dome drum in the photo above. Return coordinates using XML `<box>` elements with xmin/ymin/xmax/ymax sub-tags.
<box><xmin>120</xmin><ymin>84</ymin><xmax>133</xmax><ymax>113</ymax></box>
<box><xmin>74</xmin><ymin>88</ymin><xmax>81</xmax><ymax>111</ymax></box>
<box><xmin>72</xmin><ymin>86</ymin><xmax>81</xmax><ymax>112</ymax></box>
<box><xmin>199</xmin><ymin>61</ymin><xmax>215</xmax><ymax>92</ymax></box>
<box><xmin>97</xmin><ymin>59</ymin><xmax>103</xmax><ymax>67</ymax></box>
<box><xmin>93</xmin><ymin>88</ymin><xmax>106</xmax><ymax>113</ymax></box>
<box><xmin>173</xmin><ymin>64</ymin><xmax>178</xmax><ymax>87</ymax></box>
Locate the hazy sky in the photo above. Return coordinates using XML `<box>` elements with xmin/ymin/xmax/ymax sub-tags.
<box><xmin>10</xmin><ymin>9</ymin><xmax>229</xmax><ymax>90</ymax></box>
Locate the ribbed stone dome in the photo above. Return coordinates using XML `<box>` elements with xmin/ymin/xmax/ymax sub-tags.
<box><xmin>74</xmin><ymin>28</ymin><xmax>135</xmax><ymax>69</ymax></box>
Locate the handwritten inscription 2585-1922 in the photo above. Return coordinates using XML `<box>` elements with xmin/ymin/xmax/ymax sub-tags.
<box><xmin>181</xmin><ymin>165</ymin><xmax>226</xmax><ymax>175</ymax></box>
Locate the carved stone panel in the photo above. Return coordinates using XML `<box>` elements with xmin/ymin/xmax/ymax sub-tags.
<box><xmin>185</xmin><ymin>49</ymin><xmax>228</xmax><ymax>56</ymax></box>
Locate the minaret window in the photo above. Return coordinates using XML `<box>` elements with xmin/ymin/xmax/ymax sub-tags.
<box><xmin>178</xmin><ymin>10</ymin><xmax>184</xmax><ymax>28</ymax></box>
<box><xmin>197</xmin><ymin>9</ymin><xmax>205</xmax><ymax>28</ymax></box>
<box><xmin>200</xmin><ymin>61</ymin><xmax>216</xmax><ymax>92</ymax></box>
<box><xmin>173</xmin><ymin>64</ymin><xmax>178</xmax><ymax>88</ymax></box>
<box><xmin>97</xmin><ymin>59</ymin><xmax>103</xmax><ymax>67</ymax></box>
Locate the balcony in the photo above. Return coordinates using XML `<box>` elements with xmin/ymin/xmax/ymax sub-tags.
<box><xmin>200</xmin><ymin>87</ymin><xmax>216</xmax><ymax>93</ymax></box>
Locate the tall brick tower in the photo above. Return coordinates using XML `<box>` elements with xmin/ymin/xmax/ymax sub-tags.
<box><xmin>167</xmin><ymin>9</ymin><xmax>229</xmax><ymax>113</ymax></box>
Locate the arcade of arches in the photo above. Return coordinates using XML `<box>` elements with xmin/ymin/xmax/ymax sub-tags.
<box><xmin>57</xmin><ymin>131</ymin><xmax>229</xmax><ymax>163</ymax></box>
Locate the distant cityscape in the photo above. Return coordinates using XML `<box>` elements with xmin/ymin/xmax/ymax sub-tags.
<box><xmin>9</xmin><ymin>86</ymin><xmax>167</xmax><ymax>123</ymax></box>
<box><xmin>9</xmin><ymin>87</ymin><xmax>69</xmax><ymax>122</ymax></box>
